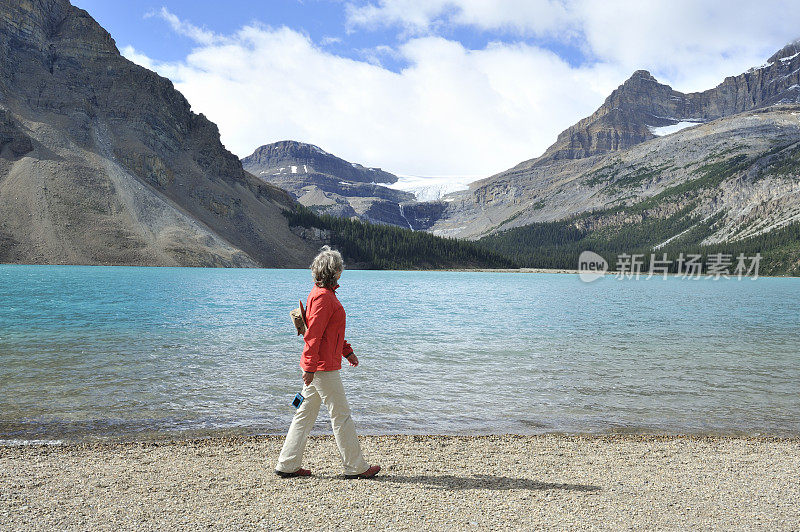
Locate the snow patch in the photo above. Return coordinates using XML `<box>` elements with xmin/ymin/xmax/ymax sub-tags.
<box><xmin>747</xmin><ymin>51</ymin><xmax>799</xmax><ymax>73</ymax></box>
<box><xmin>385</xmin><ymin>175</ymin><xmax>477</xmax><ymax>202</ymax></box>
<box><xmin>303</xmin><ymin>164</ymin><xmax>308</xmax><ymax>173</ymax></box>
<box><xmin>749</xmin><ymin>61</ymin><xmax>772</xmax><ymax>72</ymax></box>
<box><xmin>291</xmin><ymin>166</ymin><xmax>298</xmax><ymax>174</ymax></box>
<box><xmin>647</xmin><ymin>121</ymin><xmax>701</xmax><ymax>136</ymax></box>
<box><xmin>768</xmin><ymin>67</ymin><xmax>800</xmax><ymax>84</ymax></box>
<box><xmin>780</xmin><ymin>51</ymin><xmax>800</xmax><ymax>63</ymax></box>
<box><xmin>348</xmin><ymin>161</ymin><xmax>378</xmax><ymax>172</ymax></box>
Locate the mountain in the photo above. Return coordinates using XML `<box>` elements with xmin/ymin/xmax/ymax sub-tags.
<box><xmin>0</xmin><ymin>0</ymin><xmax>318</xmax><ymax>267</ymax></box>
<box><xmin>477</xmin><ymin>105</ymin><xmax>800</xmax><ymax>275</ymax></box>
<box><xmin>427</xmin><ymin>41</ymin><xmax>800</xmax><ymax>248</ymax></box>
<box><xmin>542</xmin><ymin>42</ymin><xmax>800</xmax><ymax>162</ymax></box>
<box><xmin>242</xmin><ymin>140</ymin><xmax>446</xmax><ymax>229</ymax></box>
<box><xmin>243</xmin><ymin>140</ymin><xmax>398</xmax><ymax>185</ymax></box>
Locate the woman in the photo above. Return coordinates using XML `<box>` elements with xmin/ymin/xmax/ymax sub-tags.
<box><xmin>274</xmin><ymin>246</ymin><xmax>380</xmax><ymax>479</ymax></box>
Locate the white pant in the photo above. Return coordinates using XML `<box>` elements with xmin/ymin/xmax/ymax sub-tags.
<box><xmin>275</xmin><ymin>370</ymin><xmax>369</xmax><ymax>476</ymax></box>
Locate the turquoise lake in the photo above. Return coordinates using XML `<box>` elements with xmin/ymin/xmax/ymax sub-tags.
<box><xmin>0</xmin><ymin>265</ymin><xmax>798</xmax><ymax>443</ymax></box>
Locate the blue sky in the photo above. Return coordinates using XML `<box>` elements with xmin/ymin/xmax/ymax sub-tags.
<box><xmin>72</xmin><ymin>0</ymin><xmax>590</xmax><ymax>71</ymax></box>
<box><xmin>70</xmin><ymin>1</ymin><xmax>800</xmax><ymax>178</ymax></box>
<box><xmin>73</xmin><ymin>1</ymin><xmax>366</xmax><ymax>63</ymax></box>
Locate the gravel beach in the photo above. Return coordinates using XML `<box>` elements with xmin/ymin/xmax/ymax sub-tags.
<box><xmin>1</xmin><ymin>434</ymin><xmax>799</xmax><ymax>531</ymax></box>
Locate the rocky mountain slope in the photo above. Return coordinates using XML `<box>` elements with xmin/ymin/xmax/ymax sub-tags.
<box><xmin>243</xmin><ymin>140</ymin><xmax>397</xmax><ymax>185</ymax></box>
<box><xmin>541</xmin><ymin>41</ymin><xmax>800</xmax><ymax>162</ymax></box>
<box><xmin>242</xmin><ymin>140</ymin><xmax>445</xmax><ymax>229</ymax></box>
<box><xmin>428</xmin><ymin>41</ymin><xmax>800</xmax><ymax>251</ymax></box>
<box><xmin>0</xmin><ymin>0</ymin><xmax>318</xmax><ymax>267</ymax></box>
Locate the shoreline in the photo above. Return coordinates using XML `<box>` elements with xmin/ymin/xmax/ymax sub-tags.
<box><xmin>3</xmin><ymin>262</ymin><xmax>796</xmax><ymax>278</ymax></box>
<box><xmin>4</xmin><ymin>424</ymin><xmax>800</xmax><ymax>448</ymax></box>
<box><xmin>426</xmin><ymin>268</ymin><xmax>800</xmax><ymax>281</ymax></box>
<box><xmin>2</xmin><ymin>434</ymin><xmax>798</xmax><ymax>530</ymax></box>
<box><xmin>426</xmin><ymin>267</ymin><xmax>799</xmax><ymax>279</ymax></box>
<box><xmin>3</xmin><ymin>430</ymin><xmax>800</xmax><ymax>448</ymax></box>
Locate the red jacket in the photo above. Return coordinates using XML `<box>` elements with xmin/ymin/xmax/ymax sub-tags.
<box><xmin>300</xmin><ymin>284</ymin><xmax>353</xmax><ymax>372</ymax></box>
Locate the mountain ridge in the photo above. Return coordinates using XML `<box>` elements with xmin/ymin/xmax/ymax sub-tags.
<box><xmin>242</xmin><ymin>140</ymin><xmax>448</xmax><ymax>230</ymax></box>
<box><xmin>537</xmin><ymin>42</ymin><xmax>800</xmax><ymax>164</ymax></box>
<box><xmin>424</xmin><ymin>40</ymin><xmax>800</xmax><ymax>242</ymax></box>
<box><xmin>243</xmin><ymin>140</ymin><xmax>397</xmax><ymax>185</ymax></box>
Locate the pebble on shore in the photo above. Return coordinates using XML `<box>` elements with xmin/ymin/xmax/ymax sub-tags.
<box><xmin>1</xmin><ymin>434</ymin><xmax>799</xmax><ymax>531</ymax></box>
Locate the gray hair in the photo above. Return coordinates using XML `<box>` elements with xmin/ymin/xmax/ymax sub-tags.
<box><xmin>311</xmin><ymin>245</ymin><xmax>344</xmax><ymax>288</ymax></box>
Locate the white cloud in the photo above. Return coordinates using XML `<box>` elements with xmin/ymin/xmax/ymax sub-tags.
<box><xmin>126</xmin><ymin>4</ymin><xmax>800</xmax><ymax>179</ymax></box>
<box><xmin>320</xmin><ymin>36</ymin><xmax>343</xmax><ymax>46</ymax></box>
<box><xmin>346</xmin><ymin>0</ymin><xmax>800</xmax><ymax>92</ymax></box>
<box><xmin>573</xmin><ymin>0</ymin><xmax>800</xmax><ymax>92</ymax></box>
<box><xmin>356</xmin><ymin>44</ymin><xmax>401</xmax><ymax>66</ymax></box>
<box><xmin>147</xmin><ymin>7</ymin><xmax>218</xmax><ymax>45</ymax></box>
<box><xmin>126</xmin><ymin>17</ymin><xmax>624</xmax><ymax>177</ymax></box>
<box><xmin>345</xmin><ymin>0</ymin><xmax>451</xmax><ymax>36</ymax></box>
<box><xmin>121</xmin><ymin>45</ymin><xmax>156</xmax><ymax>71</ymax></box>
<box><xmin>346</xmin><ymin>0</ymin><xmax>575</xmax><ymax>38</ymax></box>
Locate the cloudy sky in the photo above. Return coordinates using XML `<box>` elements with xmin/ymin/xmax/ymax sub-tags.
<box><xmin>73</xmin><ymin>0</ymin><xmax>799</xmax><ymax>179</ymax></box>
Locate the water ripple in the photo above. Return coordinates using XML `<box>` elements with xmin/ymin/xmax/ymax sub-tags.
<box><xmin>1</xmin><ymin>266</ymin><xmax>799</xmax><ymax>441</ymax></box>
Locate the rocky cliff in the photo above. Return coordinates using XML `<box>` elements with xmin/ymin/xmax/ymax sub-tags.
<box><xmin>541</xmin><ymin>42</ymin><xmax>800</xmax><ymax>162</ymax></box>
<box><xmin>243</xmin><ymin>140</ymin><xmax>397</xmax><ymax>185</ymax></box>
<box><xmin>0</xmin><ymin>0</ymin><xmax>317</xmax><ymax>267</ymax></box>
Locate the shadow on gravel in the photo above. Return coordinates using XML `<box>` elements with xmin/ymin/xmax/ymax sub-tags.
<box><xmin>374</xmin><ymin>474</ymin><xmax>601</xmax><ymax>492</ymax></box>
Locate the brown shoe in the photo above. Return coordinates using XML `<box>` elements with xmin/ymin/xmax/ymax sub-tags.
<box><xmin>275</xmin><ymin>468</ymin><xmax>312</xmax><ymax>478</ymax></box>
<box><xmin>344</xmin><ymin>465</ymin><xmax>381</xmax><ymax>479</ymax></box>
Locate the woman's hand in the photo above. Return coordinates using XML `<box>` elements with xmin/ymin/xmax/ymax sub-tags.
<box><xmin>345</xmin><ymin>353</ymin><xmax>359</xmax><ymax>367</ymax></box>
<box><xmin>302</xmin><ymin>371</ymin><xmax>315</xmax><ymax>385</ymax></box>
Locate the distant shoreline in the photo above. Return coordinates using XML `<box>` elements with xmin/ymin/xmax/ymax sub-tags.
<box><xmin>428</xmin><ymin>267</ymin><xmax>582</xmax><ymax>274</ymax></box>
<box><xmin>417</xmin><ymin>267</ymin><xmax>796</xmax><ymax>279</ymax></box>
<box><xmin>1</xmin><ymin>262</ymin><xmax>796</xmax><ymax>278</ymax></box>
